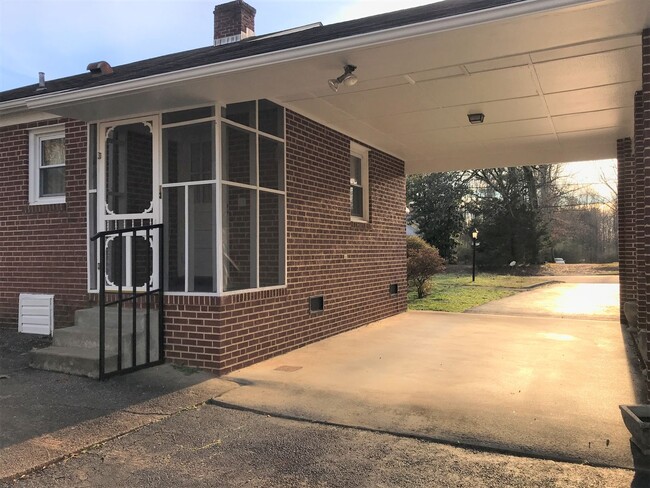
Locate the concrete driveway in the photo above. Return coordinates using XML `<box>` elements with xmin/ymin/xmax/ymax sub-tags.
<box><xmin>468</xmin><ymin>275</ymin><xmax>620</xmax><ymax>320</ymax></box>
<box><xmin>218</xmin><ymin>300</ymin><xmax>645</xmax><ymax>469</ymax></box>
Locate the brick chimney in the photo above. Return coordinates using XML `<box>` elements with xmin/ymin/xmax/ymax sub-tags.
<box><xmin>214</xmin><ymin>1</ymin><xmax>256</xmax><ymax>46</ymax></box>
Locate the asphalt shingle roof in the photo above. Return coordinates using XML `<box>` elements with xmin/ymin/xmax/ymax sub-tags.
<box><xmin>0</xmin><ymin>0</ymin><xmax>526</xmax><ymax>103</ymax></box>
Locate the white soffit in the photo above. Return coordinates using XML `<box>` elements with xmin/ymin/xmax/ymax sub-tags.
<box><xmin>8</xmin><ymin>0</ymin><xmax>648</xmax><ymax>173</ymax></box>
<box><xmin>281</xmin><ymin>0</ymin><xmax>648</xmax><ymax>173</ymax></box>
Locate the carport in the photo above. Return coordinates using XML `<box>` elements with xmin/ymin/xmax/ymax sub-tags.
<box><xmin>3</xmin><ymin>0</ymin><xmax>649</xmax><ymax>392</ymax></box>
<box><xmin>261</xmin><ymin>0</ymin><xmax>650</xmax><ymax>398</ymax></box>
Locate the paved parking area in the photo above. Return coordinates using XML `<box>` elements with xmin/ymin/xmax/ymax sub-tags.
<box><xmin>219</xmin><ymin>308</ymin><xmax>646</xmax><ymax>470</ymax></box>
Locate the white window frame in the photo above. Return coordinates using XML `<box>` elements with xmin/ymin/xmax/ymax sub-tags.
<box><xmin>350</xmin><ymin>141</ymin><xmax>369</xmax><ymax>222</ymax></box>
<box><xmin>29</xmin><ymin>125</ymin><xmax>66</xmax><ymax>205</ymax></box>
<box><xmin>219</xmin><ymin>100</ymin><xmax>287</xmax><ymax>295</ymax></box>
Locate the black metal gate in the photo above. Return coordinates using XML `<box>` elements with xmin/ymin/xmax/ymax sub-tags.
<box><xmin>91</xmin><ymin>223</ymin><xmax>164</xmax><ymax>380</ymax></box>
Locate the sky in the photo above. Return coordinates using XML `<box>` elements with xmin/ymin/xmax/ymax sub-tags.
<box><xmin>561</xmin><ymin>160</ymin><xmax>617</xmax><ymax>202</ymax></box>
<box><xmin>0</xmin><ymin>0</ymin><xmax>435</xmax><ymax>91</ymax></box>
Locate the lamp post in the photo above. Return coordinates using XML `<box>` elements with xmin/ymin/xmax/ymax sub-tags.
<box><xmin>471</xmin><ymin>229</ymin><xmax>479</xmax><ymax>282</ymax></box>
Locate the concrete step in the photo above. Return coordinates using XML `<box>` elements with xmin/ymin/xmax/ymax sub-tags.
<box><xmin>30</xmin><ymin>306</ymin><xmax>162</xmax><ymax>378</ymax></box>
<box><xmin>29</xmin><ymin>346</ymin><xmax>115</xmax><ymax>379</ymax></box>
<box><xmin>75</xmin><ymin>307</ymin><xmax>159</xmax><ymax>329</ymax></box>
<box><xmin>53</xmin><ymin>320</ymin><xmax>160</xmax><ymax>351</ymax></box>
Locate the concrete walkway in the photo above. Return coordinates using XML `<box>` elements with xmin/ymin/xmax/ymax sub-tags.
<box><xmin>468</xmin><ymin>277</ymin><xmax>620</xmax><ymax>320</ymax></box>
<box><xmin>219</xmin><ymin>310</ymin><xmax>646</xmax><ymax>470</ymax></box>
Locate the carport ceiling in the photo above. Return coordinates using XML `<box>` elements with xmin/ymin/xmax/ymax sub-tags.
<box><xmin>14</xmin><ymin>0</ymin><xmax>648</xmax><ymax>174</ymax></box>
<box><xmin>276</xmin><ymin>0</ymin><xmax>647</xmax><ymax>173</ymax></box>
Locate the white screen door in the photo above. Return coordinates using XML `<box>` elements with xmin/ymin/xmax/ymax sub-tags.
<box><xmin>97</xmin><ymin>118</ymin><xmax>160</xmax><ymax>291</ymax></box>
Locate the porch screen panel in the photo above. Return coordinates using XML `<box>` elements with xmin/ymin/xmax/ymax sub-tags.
<box><xmin>162</xmin><ymin>118</ymin><xmax>217</xmax><ymax>293</ymax></box>
<box><xmin>221</xmin><ymin>124</ymin><xmax>256</xmax><ymax>185</ymax></box>
<box><xmin>259</xmin><ymin>136</ymin><xmax>284</xmax><ymax>191</ymax></box>
<box><xmin>222</xmin><ymin>185</ymin><xmax>257</xmax><ymax>292</ymax></box>
<box><xmin>259</xmin><ymin>192</ymin><xmax>285</xmax><ymax>287</ymax></box>
<box><xmin>163</xmin><ymin>187</ymin><xmax>185</xmax><ymax>292</ymax></box>
<box><xmin>163</xmin><ymin>122</ymin><xmax>214</xmax><ymax>183</ymax></box>
<box><xmin>189</xmin><ymin>184</ymin><xmax>217</xmax><ymax>292</ymax></box>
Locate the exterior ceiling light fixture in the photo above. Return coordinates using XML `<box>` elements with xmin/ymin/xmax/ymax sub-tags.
<box><xmin>468</xmin><ymin>113</ymin><xmax>485</xmax><ymax>124</ymax></box>
<box><xmin>328</xmin><ymin>64</ymin><xmax>358</xmax><ymax>92</ymax></box>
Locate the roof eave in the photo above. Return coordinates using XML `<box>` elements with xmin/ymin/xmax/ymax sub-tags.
<box><xmin>0</xmin><ymin>0</ymin><xmax>600</xmax><ymax>116</ymax></box>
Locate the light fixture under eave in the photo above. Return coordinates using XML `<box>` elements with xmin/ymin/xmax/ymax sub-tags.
<box><xmin>468</xmin><ymin>113</ymin><xmax>485</xmax><ymax>124</ymax></box>
<box><xmin>328</xmin><ymin>64</ymin><xmax>358</xmax><ymax>92</ymax></box>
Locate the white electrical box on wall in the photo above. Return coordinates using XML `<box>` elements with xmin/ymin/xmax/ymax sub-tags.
<box><xmin>18</xmin><ymin>294</ymin><xmax>54</xmax><ymax>336</ymax></box>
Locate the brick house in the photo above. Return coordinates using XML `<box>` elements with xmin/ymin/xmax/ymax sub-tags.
<box><xmin>1</xmin><ymin>0</ymin><xmax>649</xmax><ymax>390</ymax></box>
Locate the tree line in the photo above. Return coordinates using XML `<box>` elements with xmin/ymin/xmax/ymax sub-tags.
<box><xmin>406</xmin><ymin>163</ymin><xmax>618</xmax><ymax>267</ymax></box>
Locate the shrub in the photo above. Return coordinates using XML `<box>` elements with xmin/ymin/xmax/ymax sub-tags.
<box><xmin>407</xmin><ymin>236</ymin><xmax>445</xmax><ymax>299</ymax></box>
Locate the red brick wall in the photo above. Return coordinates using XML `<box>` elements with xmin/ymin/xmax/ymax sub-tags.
<box><xmin>0</xmin><ymin>118</ymin><xmax>90</xmax><ymax>328</ymax></box>
<box><xmin>642</xmin><ymin>28</ymin><xmax>650</xmax><ymax>377</ymax></box>
<box><xmin>164</xmin><ymin>110</ymin><xmax>407</xmax><ymax>373</ymax></box>
<box><xmin>634</xmin><ymin>91</ymin><xmax>646</xmax><ymax>333</ymax></box>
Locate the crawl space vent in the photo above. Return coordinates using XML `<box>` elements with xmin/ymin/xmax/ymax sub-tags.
<box><xmin>18</xmin><ymin>293</ymin><xmax>54</xmax><ymax>335</ymax></box>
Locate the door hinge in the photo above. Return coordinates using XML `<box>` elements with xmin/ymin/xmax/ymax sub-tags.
<box><xmin>97</xmin><ymin>152</ymin><xmax>102</xmax><ymax>160</ymax></box>
<box><xmin>159</xmin><ymin>185</ymin><xmax>162</xmax><ymax>199</ymax></box>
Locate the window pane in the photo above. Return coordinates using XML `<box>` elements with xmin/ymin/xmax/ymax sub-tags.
<box><xmin>350</xmin><ymin>155</ymin><xmax>362</xmax><ymax>185</ymax></box>
<box><xmin>259</xmin><ymin>137</ymin><xmax>284</xmax><ymax>190</ymax></box>
<box><xmin>106</xmin><ymin>122</ymin><xmax>153</xmax><ymax>214</ymax></box>
<box><xmin>258</xmin><ymin>99</ymin><xmax>284</xmax><ymax>137</ymax></box>
<box><xmin>222</xmin><ymin>185</ymin><xmax>257</xmax><ymax>291</ymax></box>
<box><xmin>162</xmin><ymin>106</ymin><xmax>214</xmax><ymax>125</ymax></box>
<box><xmin>259</xmin><ymin>192</ymin><xmax>285</xmax><ymax>287</ymax></box>
<box><xmin>163</xmin><ymin>122</ymin><xmax>215</xmax><ymax>183</ymax></box>
<box><xmin>163</xmin><ymin>186</ymin><xmax>185</xmax><ymax>292</ymax></box>
<box><xmin>221</xmin><ymin>101</ymin><xmax>256</xmax><ymax>128</ymax></box>
<box><xmin>40</xmin><ymin>166</ymin><xmax>64</xmax><ymax>196</ymax></box>
<box><xmin>351</xmin><ymin>186</ymin><xmax>363</xmax><ymax>218</ymax></box>
<box><xmin>189</xmin><ymin>184</ymin><xmax>216</xmax><ymax>292</ymax></box>
<box><xmin>41</xmin><ymin>138</ymin><xmax>64</xmax><ymax>166</ymax></box>
<box><xmin>221</xmin><ymin>124</ymin><xmax>256</xmax><ymax>185</ymax></box>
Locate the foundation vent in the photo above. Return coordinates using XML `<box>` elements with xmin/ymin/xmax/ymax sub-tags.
<box><xmin>18</xmin><ymin>293</ymin><xmax>54</xmax><ymax>336</ymax></box>
<box><xmin>309</xmin><ymin>295</ymin><xmax>324</xmax><ymax>313</ymax></box>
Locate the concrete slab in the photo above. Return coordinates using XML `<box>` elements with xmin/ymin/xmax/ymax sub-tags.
<box><xmin>218</xmin><ymin>311</ymin><xmax>646</xmax><ymax>469</ymax></box>
<box><xmin>468</xmin><ymin>282</ymin><xmax>620</xmax><ymax>320</ymax></box>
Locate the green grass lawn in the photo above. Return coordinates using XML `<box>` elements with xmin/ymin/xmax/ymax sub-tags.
<box><xmin>408</xmin><ymin>274</ymin><xmax>554</xmax><ymax>313</ymax></box>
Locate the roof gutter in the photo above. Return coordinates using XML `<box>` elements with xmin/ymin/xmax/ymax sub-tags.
<box><xmin>1</xmin><ymin>0</ymin><xmax>601</xmax><ymax>114</ymax></box>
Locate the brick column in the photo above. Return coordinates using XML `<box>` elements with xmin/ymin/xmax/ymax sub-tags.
<box><xmin>635</xmin><ymin>91</ymin><xmax>645</xmax><ymax>330</ymax></box>
<box><xmin>642</xmin><ymin>28</ymin><xmax>650</xmax><ymax>380</ymax></box>
<box><xmin>618</xmin><ymin>137</ymin><xmax>635</xmax><ymax>325</ymax></box>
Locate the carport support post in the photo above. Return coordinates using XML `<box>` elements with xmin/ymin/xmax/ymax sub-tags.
<box><xmin>618</xmin><ymin>138</ymin><xmax>635</xmax><ymax>326</ymax></box>
<box><xmin>642</xmin><ymin>28</ymin><xmax>650</xmax><ymax>395</ymax></box>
